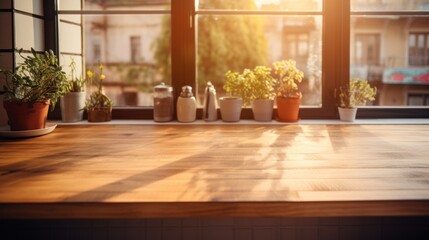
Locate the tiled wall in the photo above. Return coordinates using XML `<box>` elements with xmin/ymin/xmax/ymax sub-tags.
<box><xmin>2</xmin><ymin>217</ymin><xmax>429</xmax><ymax>240</ymax></box>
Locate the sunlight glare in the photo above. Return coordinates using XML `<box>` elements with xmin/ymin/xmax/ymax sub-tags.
<box><xmin>255</xmin><ymin>0</ymin><xmax>281</xmax><ymax>9</ymax></box>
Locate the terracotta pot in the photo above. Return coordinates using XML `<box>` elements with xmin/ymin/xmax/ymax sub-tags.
<box><xmin>60</xmin><ymin>92</ymin><xmax>86</xmax><ymax>122</ymax></box>
<box><xmin>276</xmin><ymin>96</ymin><xmax>300</xmax><ymax>122</ymax></box>
<box><xmin>251</xmin><ymin>99</ymin><xmax>273</xmax><ymax>122</ymax></box>
<box><xmin>3</xmin><ymin>100</ymin><xmax>50</xmax><ymax>131</ymax></box>
<box><xmin>338</xmin><ymin>107</ymin><xmax>357</xmax><ymax>122</ymax></box>
<box><xmin>219</xmin><ymin>97</ymin><xmax>242</xmax><ymax>122</ymax></box>
<box><xmin>87</xmin><ymin>107</ymin><xmax>112</xmax><ymax>122</ymax></box>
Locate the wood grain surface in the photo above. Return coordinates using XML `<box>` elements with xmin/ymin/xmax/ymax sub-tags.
<box><xmin>1</xmin><ymin>124</ymin><xmax>429</xmax><ymax>218</ymax></box>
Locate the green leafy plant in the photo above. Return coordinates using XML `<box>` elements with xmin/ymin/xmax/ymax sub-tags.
<box><xmin>224</xmin><ymin>69</ymin><xmax>253</xmax><ymax>106</ymax></box>
<box><xmin>273</xmin><ymin>60</ymin><xmax>304</xmax><ymax>99</ymax></box>
<box><xmin>85</xmin><ymin>64</ymin><xmax>113</xmax><ymax>111</ymax></box>
<box><xmin>336</xmin><ymin>78</ymin><xmax>377</xmax><ymax>108</ymax></box>
<box><xmin>0</xmin><ymin>48</ymin><xmax>68</xmax><ymax>110</ymax></box>
<box><xmin>224</xmin><ymin>65</ymin><xmax>277</xmax><ymax>107</ymax></box>
<box><xmin>67</xmin><ymin>57</ymin><xmax>87</xmax><ymax>92</ymax></box>
<box><xmin>248</xmin><ymin>66</ymin><xmax>276</xmax><ymax>101</ymax></box>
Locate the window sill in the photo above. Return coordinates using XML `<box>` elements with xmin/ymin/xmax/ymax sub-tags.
<box><xmin>55</xmin><ymin>118</ymin><xmax>429</xmax><ymax>126</ymax></box>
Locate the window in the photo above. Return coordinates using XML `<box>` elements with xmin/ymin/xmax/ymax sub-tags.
<box><xmin>42</xmin><ymin>0</ymin><xmax>429</xmax><ymax>119</ymax></box>
<box><xmin>93</xmin><ymin>42</ymin><xmax>101</xmax><ymax>61</ymax></box>
<box><xmin>130</xmin><ymin>36</ymin><xmax>142</xmax><ymax>63</ymax></box>
<box><xmin>58</xmin><ymin>0</ymin><xmax>171</xmax><ymax>107</ymax></box>
<box><xmin>354</xmin><ymin>33</ymin><xmax>380</xmax><ymax>66</ymax></box>
<box><xmin>195</xmin><ymin>0</ymin><xmax>323</xmax><ymax>107</ymax></box>
<box><xmin>408</xmin><ymin>93</ymin><xmax>429</xmax><ymax>106</ymax></box>
<box><xmin>409</xmin><ymin>33</ymin><xmax>429</xmax><ymax>66</ymax></box>
<box><xmin>350</xmin><ymin>0</ymin><xmax>429</xmax><ymax>109</ymax></box>
<box><xmin>284</xmin><ymin>32</ymin><xmax>310</xmax><ymax>61</ymax></box>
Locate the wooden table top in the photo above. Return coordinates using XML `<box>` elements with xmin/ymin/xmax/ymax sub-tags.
<box><xmin>1</xmin><ymin>124</ymin><xmax>429</xmax><ymax>218</ymax></box>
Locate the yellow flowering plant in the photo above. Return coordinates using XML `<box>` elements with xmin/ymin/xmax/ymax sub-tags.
<box><xmin>336</xmin><ymin>78</ymin><xmax>377</xmax><ymax>108</ymax></box>
<box><xmin>274</xmin><ymin>60</ymin><xmax>304</xmax><ymax>98</ymax></box>
<box><xmin>85</xmin><ymin>64</ymin><xmax>112</xmax><ymax>111</ymax></box>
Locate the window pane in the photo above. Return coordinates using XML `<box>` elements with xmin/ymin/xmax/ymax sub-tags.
<box><xmin>58</xmin><ymin>0</ymin><xmax>171</xmax><ymax>11</ymax></box>
<box><xmin>196</xmin><ymin>15</ymin><xmax>322</xmax><ymax>107</ymax></box>
<box><xmin>197</xmin><ymin>0</ymin><xmax>322</xmax><ymax>11</ymax></box>
<box><xmin>351</xmin><ymin>0</ymin><xmax>429</xmax><ymax>11</ymax></box>
<box><xmin>59</xmin><ymin>14</ymin><xmax>171</xmax><ymax>107</ymax></box>
<box><xmin>417</xmin><ymin>34</ymin><xmax>425</xmax><ymax>65</ymax></box>
<box><xmin>409</xmin><ymin>34</ymin><xmax>416</xmax><ymax>65</ymax></box>
<box><xmin>85</xmin><ymin>14</ymin><xmax>171</xmax><ymax>107</ymax></box>
<box><xmin>350</xmin><ymin>16</ymin><xmax>429</xmax><ymax>107</ymax></box>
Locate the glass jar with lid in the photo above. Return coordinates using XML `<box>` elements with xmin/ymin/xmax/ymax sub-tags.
<box><xmin>153</xmin><ymin>82</ymin><xmax>174</xmax><ymax>122</ymax></box>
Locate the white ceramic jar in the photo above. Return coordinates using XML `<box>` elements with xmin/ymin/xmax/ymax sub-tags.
<box><xmin>177</xmin><ymin>85</ymin><xmax>196</xmax><ymax>122</ymax></box>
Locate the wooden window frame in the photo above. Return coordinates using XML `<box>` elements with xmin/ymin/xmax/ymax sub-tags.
<box><xmin>43</xmin><ymin>0</ymin><xmax>429</xmax><ymax>120</ymax></box>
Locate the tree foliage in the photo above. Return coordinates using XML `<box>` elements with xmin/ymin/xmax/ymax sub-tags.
<box><xmin>153</xmin><ymin>0</ymin><xmax>268</xmax><ymax>91</ymax></box>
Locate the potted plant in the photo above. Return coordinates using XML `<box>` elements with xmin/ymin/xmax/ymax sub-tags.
<box><xmin>274</xmin><ymin>60</ymin><xmax>304</xmax><ymax>122</ymax></box>
<box><xmin>221</xmin><ymin>70</ymin><xmax>249</xmax><ymax>122</ymax></box>
<box><xmin>0</xmin><ymin>48</ymin><xmax>68</xmax><ymax>131</ymax></box>
<box><xmin>336</xmin><ymin>78</ymin><xmax>377</xmax><ymax>122</ymax></box>
<box><xmin>248</xmin><ymin>66</ymin><xmax>276</xmax><ymax>122</ymax></box>
<box><xmin>85</xmin><ymin>64</ymin><xmax>113</xmax><ymax>122</ymax></box>
<box><xmin>60</xmin><ymin>57</ymin><xmax>87</xmax><ymax>122</ymax></box>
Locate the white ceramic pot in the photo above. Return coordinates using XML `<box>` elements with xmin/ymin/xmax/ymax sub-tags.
<box><xmin>177</xmin><ymin>96</ymin><xmax>197</xmax><ymax>123</ymax></box>
<box><xmin>251</xmin><ymin>99</ymin><xmax>273</xmax><ymax>122</ymax></box>
<box><xmin>61</xmin><ymin>92</ymin><xmax>86</xmax><ymax>122</ymax></box>
<box><xmin>338</xmin><ymin>107</ymin><xmax>357</xmax><ymax>122</ymax></box>
<box><xmin>219</xmin><ymin>97</ymin><xmax>242</xmax><ymax>122</ymax></box>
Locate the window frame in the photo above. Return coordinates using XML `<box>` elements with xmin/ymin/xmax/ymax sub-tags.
<box><xmin>193</xmin><ymin>3</ymin><xmax>333</xmax><ymax>119</ymax></box>
<box><xmin>45</xmin><ymin>0</ymin><xmax>429</xmax><ymax>120</ymax></box>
